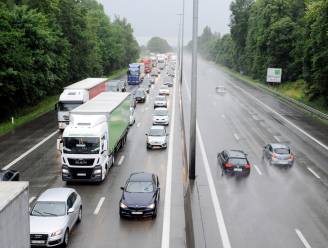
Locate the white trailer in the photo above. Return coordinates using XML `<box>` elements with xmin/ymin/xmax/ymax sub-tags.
<box><xmin>0</xmin><ymin>182</ymin><xmax>29</xmax><ymax>248</ymax></box>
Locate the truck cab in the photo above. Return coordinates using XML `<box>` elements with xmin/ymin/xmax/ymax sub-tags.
<box><xmin>57</xmin><ymin>89</ymin><xmax>89</xmax><ymax>130</ymax></box>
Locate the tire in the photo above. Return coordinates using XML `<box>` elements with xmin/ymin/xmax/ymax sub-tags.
<box><xmin>152</xmin><ymin>207</ymin><xmax>157</xmax><ymax>219</ymax></box>
<box><xmin>62</xmin><ymin>229</ymin><xmax>69</xmax><ymax>248</ymax></box>
<box><xmin>77</xmin><ymin>207</ymin><xmax>82</xmax><ymax>223</ymax></box>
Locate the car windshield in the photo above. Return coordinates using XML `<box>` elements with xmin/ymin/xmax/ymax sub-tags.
<box><xmin>63</xmin><ymin>137</ymin><xmax>100</xmax><ymax>154</ymax></box>
<box><xmin>274</xmin><ymin>148</ymin><xmax>290</xmax><ymax>154</ymax></box>
<box><xmin>155</xmin><ymin>96</ymin><xmax>165</xmax><ymax>101</ymax></box>
<box><xmin>126</xmin><ymin>181</ymin><xmax>154</xmax><ymax>193</ymax></box>
<box><xmin>58</xmin><ymin>102</ymin><xmax>82</xmax><ymax>112</ymax></box>
<box><xmin>153</xmin><ymin>109</ymin><xmax>168</xmax><ymax>116</ymax></box>
<box><xmin>31</xmin><ymin>202</ymin><xmax>66</xmax><ymax>217</ymax></box>
<box><xmin>229</xmin><ymin>158</ymin><xmax>248</xmax><ymax>165</ymax></box>
<box><xmin>135</xmin><ymin>90</ymin><xmax>144</xmax><ymax>97</ymax></box>
<box><xmin>149</xmin><ymin>128</ymin><xmax>165</xmax><ymax>136</ymax></box>
<box><xmin>161</xmin><ymin>86</ymin><xmax>168</xmax><ymax>89</ymax></box>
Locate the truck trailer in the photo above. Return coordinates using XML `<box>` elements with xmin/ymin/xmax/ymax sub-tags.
<box><xmin>127</xmin><ymin>64</ymin><xmax>141</xmax><ymax>85</ymax></box>
<box><xmin>61</xmin><ymin>92</ymin><xmax>131</xmax><ymax>182</ymax></box>
<box><xmin>57</xmin><ymin>78</ymin><xmax>109</xmax><ymax>130</ymax></box>
<box><xmin>0</xmin><ymin>182</ymin><xmax>29</xmax><ymax>248</ymax></box>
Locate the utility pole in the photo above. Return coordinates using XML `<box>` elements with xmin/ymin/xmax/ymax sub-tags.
<box><xmin>177</xmin><ymin>13</ymin><xmax>183</xmax><ymax>83</ymax></box>
<box><xmin>189</xmin><ymin>0</ymin><xmax>198</xmax><ymax>179</ymax></box>
<box><xmin>179</xmin><ymin>0</ymin><xmax>185</xmax><ymax>86</ymax></box>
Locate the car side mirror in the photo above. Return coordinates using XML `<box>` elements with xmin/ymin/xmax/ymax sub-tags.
<box><xmin>145</xmin><ymin>133</ymin><xmax>148</xmax><ymax>136</ymax></box>
<box><xmin>67</xmin><ymin>208</ymin><xmax>74</xmax><ymax>214</ymax></box>
<box><xmin>120</xmin><ymin>187</ymin><xmax>124</xmax><ymax>190</ymax></box>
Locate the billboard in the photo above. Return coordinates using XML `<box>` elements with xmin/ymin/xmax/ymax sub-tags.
<box><xmin>266</xmin><ymin>68</ymin><xmax>282</xmax><ymax>83</ymax></box>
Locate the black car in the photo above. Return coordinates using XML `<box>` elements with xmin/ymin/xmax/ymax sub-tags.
<box><xmin>0</xmin><ymin>169</ymin><xmax>19</xmax><ymax>181</ymax></box>
<box><xmin>119</xmin><ymin>172</ymin><xmax>160</xmax><ymax>219</ymax></box>
<box><xmin>135</xmin><ymin>89</ymin><xmax>147</xmax><ymax>103</ymax></box>
<box><xmin>163</xmin><ymin>81</ymin><xmax>173</xmax><ymax>87</ymax></box>
<box><xmin>217</xmin><ymin>150</ymin><xmax>251</xmax><ymax>176</ymax></box>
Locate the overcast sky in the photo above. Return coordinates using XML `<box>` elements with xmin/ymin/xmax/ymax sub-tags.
<box><xmin>98</xmin><ymin>0</ymin><xmax>233</xmax><ymax>46</ymax></box>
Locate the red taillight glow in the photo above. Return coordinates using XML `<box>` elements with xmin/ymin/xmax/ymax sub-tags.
<box><xmin>289</xmin><ymin>155</ymin><xmax>294</xmax><ymax>160</ymax></box>
<box><xmin>245</xmin><ymin>163</ymin><xmax>251</xmax><ymax>169</ymax></box>
<box><xmin>272</xmin><ymin>153</ymin><xmax>277</xmax><ymax>159</ymax></box>
<box><xmin>225</xmin><ymin>163</ymin><xmax>233</xmax><ymax>168</ymax></box>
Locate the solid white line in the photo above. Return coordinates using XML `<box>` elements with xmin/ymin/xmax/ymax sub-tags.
<box><xmin>93</xmin><ymin>197</ymin><xmax>105</xmax><ymax>215</ymax></box>
<box><xmin>197</xmin><ymin>125</ymin><xmax>232</xmax><ymax>248</ymax></box>
<box><xmin>295</xmin><ymin>229</ymin><xmax>312</xmax><ymax>248</ymax></box>
<box><xmin>307</xmin><ymin>167</ymin><xmax>320</xmax><ymax>179</ymax></box>
<box><xmin>233</xmin><ymin>133</ymin><xmax>240</xmax><ymax>141</ymax></box>
<box><xmin>3</xmin><ymin>130</ymin><xmax>59</xmax><ymax>170</ymax></box>
<box><xmin>118</xmin><ymin>155</ymin><xmax>125</xmax><ymax>166</ymax></box>
<box><xmin>161</xmin><ymin>70</ymin><xmax>176</xmax><ymax>248</ymax></box>
<box><xmin>137</xmin><ymin>122</ymin><xmax>141</xmax><ymax>127</ymax></box>
<box><xmin>227</xmin><ymin>79</ymin><xmax>328</xmax><ymax>151</ymax></box>
<box><xmin>254</xmin><ymin>165</ymin><xmax>262</xmax><ymax>176</ymax></box>
<box><xmin>273</xmin><ymin>135</ymin><xmax>281</xmax><ymax>142</ymax></box>
<box><xmin>29</xmin><ymin>197</ymin><xmax>36</xmax><ymax>204</ymax></box>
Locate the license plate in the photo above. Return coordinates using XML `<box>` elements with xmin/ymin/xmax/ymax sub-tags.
<box><xmin>234</xmin><ymin>168</ymin><xmax>242</xmax><ymax>172</ymax></box>
<box><xmin>77</xmin><ymin>173</ymin><xmax>86</xmax><ymax>177</ymax></box>
<box><xmin>31</xmin><ymin>240</ymin><xmax>45</xmax><ymax>244</ymax></box>
<box><xmin>132</xmin><ymin>211</ymin><xmax>143</xmax><ymax>215</ymax></box>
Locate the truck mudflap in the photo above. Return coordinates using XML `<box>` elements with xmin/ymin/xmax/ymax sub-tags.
<box><xmin>62</xmin><ymin>165</ymin><xmax>103</xmax><ymax>182</ymax></box>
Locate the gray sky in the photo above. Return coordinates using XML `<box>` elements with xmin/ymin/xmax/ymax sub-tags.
<box><xmin>99</xmin><ymin>0</ymin><xmax>233</xmax><ymax>46</ymax></box>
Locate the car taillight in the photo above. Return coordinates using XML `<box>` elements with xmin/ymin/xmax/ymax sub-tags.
<box><xmin>289</xmin><ymin>154</ymin><xmax>294</xmax><ymax>160</ymax></box>
<box><xmin>225</xmin><ymin>163</ymin><xmax>233</xmax><ymax>168</ymax></box>
<box><xmin>272</xmin><ymin>153</ymin><xmax>277</xmax><ymax>159</ymax></box>
<box><xmin>245</xmin><ymin>163</ymin><xmax>251</xmax><ymax>169</ymax></box>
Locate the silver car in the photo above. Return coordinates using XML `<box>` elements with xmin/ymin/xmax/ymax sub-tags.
<box><xmin>154</xmin><ymin>95</ymin><xmax>167</xmax><ymax>108</ymax></box>
<box><xmin>146</xmin><ymin>125</ymin><xmax>168</xmax><ymax>149</ymax></box>
<box><xmin>263</xmin><ymin>143</ymin><xmax>295</xmax><ymax>167</ymax></box>
<box><xmin>159</xmin><ymin>85</ymin><xmax>170</xmax><ymax>95</ymax></box>
<box><xmin>152</xmin><ymin>107</ymin><xmax>169</xmax><ymax>125</ymax></box>
<box><xmin>30</xmin><ymin>188</ymin><xmax>82</xmax><ymax>247</ymax></box>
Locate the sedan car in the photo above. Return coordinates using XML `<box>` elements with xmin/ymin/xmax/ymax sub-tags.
<box><xmin>135</xmin><ymin>88</ymin><xmax>147</xmax><ymax>103</ymax></box>
<box><xmin>154</xmin><ymin>95</ymin><xmax>167</xmax><ymax>108</ymax></box>
<box><xmin>30</xmin><ymin>188</ymin><xmax>82</xmax><ymax>247</ymax></box>
<box><xmin>163</xmin><ymin>81</ymin><xmax>173</xmax><ymax>87</ymax></box>
<box><xmin>119</xmin><ymin>172</ymin><xmax>160</xmax><ymax>218</ymax></box>
<box><xmin>263</xmin><ymin>143</ymin><xmax>295</xmax><ymax>167</ymax></box>
<box><xmin>0</xmin><ymin>169</ymin><xmax>19</xmax><ymax>181</ymax></box>
<box><xmin>217</xmin><ymin>150</ymin><xmax>251</xmax><ymax>176</ymax></box>
<box><xmin>152</xmin><ymin>107</ymin><xmax>169</xmax><ymax>125</ymax></box>
<box><xmin>159</xmin><ymin>85</ymin><xmax>170</xmax><ymax>95</ymax></box>
<box><xmin>146</xmin><ymin>125</ymin><xmax>168</xmax><ymax>149</ymax></box>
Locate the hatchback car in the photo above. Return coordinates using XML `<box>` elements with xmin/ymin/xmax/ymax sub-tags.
<box><xmin>30</xmin><ymin>188</ymin><xmax>82</xmax><ymax>247</ymax></box>
<box><xmin>217</xmin><ymin>150</ymin><xmax>251</xmax><ymax>176</ymax></box>
<box><xmin>154</xmin><ymin>95</ymin><xmax>167</xmax><ymax>108</ymax></box>
<box><xmin>135</xmin><ymin>88</ymin><xmax>147</xmax><ymax>103</ymax></box>
<box><xmin>159</xmin><ymin>85</ymin><xmax>170</xmax><ymax>95</ymax></box>
<box><xmin>146</xmin><ymin>126</ymin><xmax>168</xmax><ymax>149</ymax></box>
<box><xmin>263</xmin><ymin>143</ymin><xmax>295</xmax><ymax>167</ymax></box>
<box><xmin>152</xmin><ymin>108</ymin><xmax>169</xmax><ymax>125</ymax></box>
<box><xmin>0</xmin><ymin>169</ymin><xmax>19</xmax><ymax>181</ymax></box>
<box><xmin>119</xmin><ymin>172</ymin><xmax>160</xmax><ymax>218</ymax></box>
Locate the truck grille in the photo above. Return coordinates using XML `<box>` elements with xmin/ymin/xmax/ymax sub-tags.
<box><xmin>70</xmin><ymin>168</ymin><xmax>94</xmax><ymax>179</ymax></box>
<box><xmin>67</xmin><ymin>158</ymin><xmax>95</xmax><ymax>166</ymax></box>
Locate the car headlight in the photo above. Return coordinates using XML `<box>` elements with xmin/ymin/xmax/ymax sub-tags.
<box><xmin>120</xmin><ymin>202</ymin><xmax>128</xmax><ymax>209</ymax></box>
<box><xmin>50</xmin><ymin>229</ymin><xmax>63</xmax><ymax>237</ymax></box>
<box><xmin>147</xmin><ymin>203</ymin><xmax>155</xmax><ymax>209</ymax></box>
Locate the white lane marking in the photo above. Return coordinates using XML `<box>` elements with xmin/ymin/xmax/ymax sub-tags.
<box><xmin>118</xmin><ymin>155</ymin><xmax>125</xmax><ymax>166</ymax></box>
<box><xmin>273</xmin><ymin>136</ymin><xmax>281</xmax><ymax>142</ymax></box>
<box><xmin>307</xmin><ymin>167</ymin><xmax>320</xmax><ymax>179</ymax></box>
<box><xmin>29</xmin><ymin>197</ymin><xmax>36</xmax><ymax>204</ymax></box>
<box><xmin>93</xmin><ymin>197</ymin><xmax>105</xmax><ymax>215</ymax></box>
<box><xmin>137</xmin><ymin>122</ymin><xmax>141</xmax><ymax>128</ymax></box>
<box><xmin>161</xmin><ymin>70</ymin><xmax>177</xmax><ymax>248</ymax></box>
<box><xmin>197</xmin><ymin>125</ymin><xmax>232</xmax><ymax>248</ymax></box>
<box><xmin>226</xmin><ymin>79</ymin><xmax>328</xmax><ymax>151</ymax></box>
<box><xmin>221</xmin><ymin>114</ymin><xmax>226</xmax><ymax>119</ymax></box>
<box><xmin>233</xmin><ymin>133</ymin><xmax>240</xmax><ymax>141</ymax></box>
<box><xmin>3</xmin><ymin>130</ymin><xmax>59</xmax><ymax>170</ymax></box>
<box><xmin>254</xmin><ymin>165</ymin><xmax>262</xmax><ymax>176</ymax></box>
<box><xmin>252</xmin><ymin>115</ymin><xmax>259</xmax><ymax>121</ymax></box>
<box><xmin>295</xmin><ymin>229</ymin><xmax>312</xmax><ymax>248</ymax></box>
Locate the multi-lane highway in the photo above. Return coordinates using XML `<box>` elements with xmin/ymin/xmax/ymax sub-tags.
<box><xmin>181</xmin><ymin>53</ymin><xmax>328</xmax><ymax>248</ymax></box>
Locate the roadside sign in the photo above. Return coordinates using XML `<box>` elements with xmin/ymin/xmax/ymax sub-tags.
<box><xmin>266</xmin><ymin>68</ymin><xmax>282</xmax><ymax>83</ymax></box>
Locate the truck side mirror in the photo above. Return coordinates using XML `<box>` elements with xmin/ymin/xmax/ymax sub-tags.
<box><xmin>54</xmin><ymin>103</ymin><xmax>58</xmax><ymax>111</ymax></box>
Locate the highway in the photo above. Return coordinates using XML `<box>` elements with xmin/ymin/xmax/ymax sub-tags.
<box><xmin>181</xmin><ymin>53</ymin><xmax>328</xmax><ymax>248</ymax></box>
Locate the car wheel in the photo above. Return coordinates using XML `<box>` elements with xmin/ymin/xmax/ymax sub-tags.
<box><xmin>62</xmin><ymin>229</ymin><xmax>69</xmax><ymax>248</ymax></box>
<box><xmin>77</xmin><ymin>207</ymin><xmax>82</xmax><ymax>223</ymax></box>
<box><xmin>152</xmin><ymin>207</ymin><xmax>157</xmax><ymax>219</ymax></box>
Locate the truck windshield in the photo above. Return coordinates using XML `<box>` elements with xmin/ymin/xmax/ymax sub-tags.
<box><xmin>58</xmin><ymin>102</ymin><xmax>82</xmax><ymax>112</ymax></box>
<box><xmin>63</xmin><ymin>137</ymin><xmax>100</xmax><ymax>154</ymax></box>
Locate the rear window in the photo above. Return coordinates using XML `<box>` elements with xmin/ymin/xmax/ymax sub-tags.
<box><xmin>228</xmin><ymin>158</ymin><xmax>248</xmax><ymax>165</ymax></box>
<box><xmin>274</xmin><ymin>148</ymin><xmax>290</xmax><ymax>154</ymax></box>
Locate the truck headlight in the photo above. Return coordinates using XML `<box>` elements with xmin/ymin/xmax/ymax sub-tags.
<box><xmin>93</xmin><ymin>169</ymin><xmax>102</xmax><ymax>174</ymax></box>
<box><xmin>50</xmin><ymin>229</ymin><xmax>63</xmax><ymax>237</ymax></box>
<box><xmin>62</xmin><ymin>169</ymin><xmax>69</xmax><ymax>174</ymax></box>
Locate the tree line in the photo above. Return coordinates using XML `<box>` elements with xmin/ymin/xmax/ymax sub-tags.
<box><xmin>192</xmin><ymin>0</ymin><xmax>328</xmax><ymax>106</ymax></box>
<box><xmin>0</xmin><ymin>0</ymin><xmax>139</xmax><ymax>120</ymax></box>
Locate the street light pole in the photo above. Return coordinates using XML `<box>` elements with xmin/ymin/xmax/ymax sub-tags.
<box><xmin>177</xmin><ymin>14</ymin><xmax>182</xmax><ymax>82</ymax></box>
<box><xmin>179</xmin><ymin>0</ymin><xmax>185</xmax><ymax>86</ymax></box>
<box><xmin>189</xmin><ymin>0</ymin><xmax>198</xmax><ymax>179</ymax></box>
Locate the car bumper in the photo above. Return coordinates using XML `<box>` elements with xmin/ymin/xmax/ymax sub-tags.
<box><xmin>30</xmin><ymin>234</ymin><xmax>63</xmax><ymax>247</ymax></box>
<box><xmin>147</xmin><ymin>143</ymin><xmax>167</xmax><ymax>149</ymax></box>
<box><xmin>224</xmin><ymin>168</ymin><xmax>250</xmax><ymax>176</ymax></box>
<box><xmin>136</xmin><ymin>98</ymin><xmax>146</xmax><ymax>103</ymax></box>
<box><xmin>154</xmin><ymin>104</ymin><xmax>167</xmax><ymax>108</ymax></box>
<box><xmin>120</xmin><ymin>207</ymin><xmax>155</xmax><ymax>217</ymax></box>
<box><xmin>271</xmin><ymin>160</ymin><xmax>294</xmax><ymax>166</ymax></box>
<box><xmin>153</xmin><ymin>120</ymin><xmax>169</xmax><ymax>125</ymax></box>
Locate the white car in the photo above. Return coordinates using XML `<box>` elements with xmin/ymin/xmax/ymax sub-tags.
<box><xmin>152</xmin><ymin>107</ymin><xmax>169</xmax><ymax>126</ymax></box>
<box><xmin>159</xmin><ymin>85</ymin><xmax>170</xmax><ymax>95</ymax></box>
<box><xmin>129</xmin><ymin>107</ymin><xmax>135</xmax><ymax>125</ymax></box>
<box><xmin>154</xmin><ymin>95</ymin><xmax>167</xmax><ymax>108</ymax></box>
<box><xmin>146</xmin><ymin>125</ymin><xmax>168</xmax><ymax>149</ymax></box>
<box><xmin>30</xmin><ymin>188</ymin><xmax>82</xmax><ymax>247</ymax></box>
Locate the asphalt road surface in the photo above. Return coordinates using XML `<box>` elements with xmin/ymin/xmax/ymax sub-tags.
<box><xmin>181</xmin><ymin>53</ymin><xmax>328</xmax><ymax>248</ymax></box>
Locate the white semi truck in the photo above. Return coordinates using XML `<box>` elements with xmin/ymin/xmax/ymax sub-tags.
<box><xmin>57</xmin><ymin>78</ymin><xmax>109</xmax><ymax>131</ymax></box>
<box><xmin>61</xmin><ymin>92</ymin><xmax>131</xmax><ymax>182</ymax></box>
<box><xmin>0</xmin><ymin>182</ymin><xmax>30</xmax><ymax>248</ymax></box>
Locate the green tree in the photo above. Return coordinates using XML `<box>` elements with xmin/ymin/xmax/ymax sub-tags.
<box><xmin>147</xmin><ymin>37</ymin><xmax>172</xmax><ymax>53</ymax></box>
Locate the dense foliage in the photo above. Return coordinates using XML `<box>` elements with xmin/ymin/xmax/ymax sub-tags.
<box><xmin>194</xmin><ymin>0</ymin><xmax>328</xmax><ymax>106</ymax></box>
<box><xmin>147</xmin><ymin>37</ymin><xmax>172</xmax><ymax>53</ymax></box>
<box><xmin>0</xmin><ymin>0</ymin><xmax>139</xmax><ymax>120</ymax></box>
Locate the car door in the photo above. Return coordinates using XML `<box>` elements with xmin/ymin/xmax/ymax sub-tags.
<box><xmin>66</xmin><ymin>194</ymin><xmax>75</xmax><ymax>229</ymax></box>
